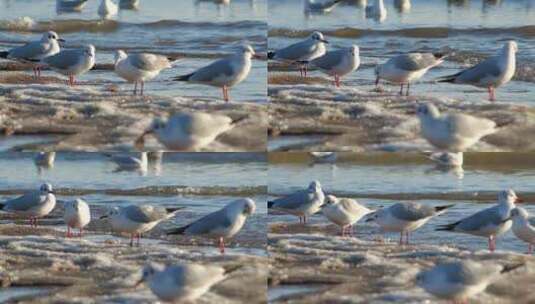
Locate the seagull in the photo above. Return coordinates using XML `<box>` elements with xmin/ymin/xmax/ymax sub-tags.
<box><xmin>64</xmin><ymin>198</ymin><xmax>91</xmax><ymax>238</ymax></box>
<box><xmin>321</xmin><ymin>195</ymin><xmax>372</xmax><ymax>236</ymax></box>
<box><xmin>309</xmin><ymin>152</ymin><xmax>337</xmax><ymax>163</ymax></box>
<box><xmin>375</xmin><ymin>52</ymin><xmax>446</xmax><ymax>95</ymax></box>
<box><xmin>310</xmin><ymin>45</ymin><xmax>360</xmax><ymax>87</ymax></box>
<box><xmin>114</xmin><ymin>50</ymin><xmax>173</xmax><ymax>95</ymax></box>
<box><xmin>0</xmin><ymin>31</ymin><xmax>63</xmax><ymax>78</ymax></box>
<box><xmin>135</xmin><ymin>112</ymin><xmax>247</xmax><ymax>151</ymax></box>
<box><xmin>426</xmin><ymin>151</ymin><xmax>463</xmax><ymax>167</ymax></box>
<box><xmin>42</xmin><ymin>44</ymin><xmax>95</xmax><ymax>86</ymax></box>
<box><xmin>416</xmin><ymin>103</ymin><xmax>497</xmax><ymax>152</ymax></box>
<box><xmin>119</xmin><ymin>0</ymin><xmax>140</xmax><ymax>9</ymax></box>
<box><xmin>0</xmin><ymin>183</ymin><xmax>56</xmax><ymax>227</ymax></box>
<box><xmin>173</xmin><ymin>45</ymin><xmax>258</xmax><ymax>102</ymax></box>
<box><xmin>437</xmin><ymin>41</ymin><xmax>517</xmax><ymax>101</ymax></box>
<box><xmin>106</xmin><ymin>152</ymin><xmax>148</xmax><ymax>172</ymax></box>
<box><xmin>267</xmin><ymin>31</ymin><xmax>328</xmax><ymax>77</ymax></box>
<box><xmin>416</xmin><ymin>260</ymin><xmax>523</xmax><ymax>302</ymax></box>
<box><xmin>437</xmin><ymin>189</ymin><xmax>521</xmax><ymax>252</ymax></box>
<box><xmin>507</xmin><ymin>207</ymin><xmax>535</xmax><ymax>254</ymax></box>
<box><xmin>34</xmin><ymin>152</ymin><xmax>56</xmax><ymax>168</ymax></box>
<box><xmin>366</xmin><ymin>202</ymin><xmax>453</xmax><ymax>245</ymax></box>
<box><xmin>98</xmin><ymin>0</ymin><xmax>119</xmax><ymax>18</ymax></box>
<box><xmin>136</xmin><ymin>262</ymin><xmax>227</xmax><ymax>302</ymax></box>
<box><xmin>56</xmin><ymin>0</ymin><xmax>89</xmax><ymax>12</ymax></box>
<box><xmin>394</xmin><ymin>0</ymin><xmax>411</xmax><ymax>13</ymax></box>
<box><xmin>365</xmin><ymin>0</ymin><xmax>387</xmax><ymax>22</ymax></box>
<box><xmin>167</xmin><ymin>198</ymin><xmax>256</xmax><ymax>254</ymax></box>
<box><xmin>100</xmin><ymin>204</ymin><xmax>180</xmax><ymax>246</ymax></box>
<box><xmin>305</xmin><ymin>0</ymin><xmax>343</xmax><ymax>13</ymax></box>
<box><xmin>268</xmin><ymin>181</ymin><xmax>325</xmax><ymax>224</ymax></box>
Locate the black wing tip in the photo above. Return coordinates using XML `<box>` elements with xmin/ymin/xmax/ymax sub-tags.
<box><xmin>435</xmin><ymin>204</ymin><xmax>455</xmax><ymax>212</ymax></box>
<box><xmin>0</xmin><ymin>203</ymin><xmax>4</xmax><ymax>210</ymax></box>
<box><xmin>166</xmin><ymin>225</ymin><xmax>189</xmax><ymax>235</ymax></box>
<box><xmin>267</xmin><ymin>201</ymin><xmax>274</xmax><ymax>209</ymax></box>
<box><xmin>501</xmin><ymin>263</ymin><xmax>524</xmax><ymax>274</ymax></box>
<box><xmin>267</xmin><ymin>51</ymin><xmax>275</xmax><ymax>60</ymax></box>
<box><xmin>433</xmin><ymin>52</ymin><xmax>446</xmax><ymax>59</ymax></box>
<box><xmin>165</xmin><ymin>207</ymin><xmax>184</xmax><ymax>213</ymax></box>
<box><xmin>0</xmin><ymin>51</ymin><xmax>8</xmax><ymax>59</ymax></box>
<box><xmin>435</xmin><ymin>221</ymin><xmax>459</xmax><ymax>231</ymax></box>
<box><xmin>173</xmin><ymin>73</ymin><xmax>194</xmax><ymax>82</ymax></box>
<box><xmin>231</xmin><ymin>116</ymin><xmax>248</xmax><ymax>125</ymax></box>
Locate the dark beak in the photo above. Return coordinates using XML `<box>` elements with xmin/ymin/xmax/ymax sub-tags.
<box><xmin>252</xmin><ymin>54</ymin><xmax>262</xmax><ymax>59</ymax></box>
<box><xmin>48</xmin><ymin>190</ymin><xmax>55</xmax><ymax>194</ymax></box>
<box><xmin>516</xmin><ymin>197</ymin><xmax>524</xmax><ymax>203</ymax></box>
<box><xmin>321</xmin><ymin>39</ymin><xmax>329</xmax><ymax>44</ymax></box>
<box><xmin>502</xmin><ymin>217</ymin><xmax>512</xmax><ymax>223</ymax></box>
<box><xmin>58</xmin><ymin>38</ymin><xmax>66</xmax><ymax>43</ymax></box>
<box><xmin>99</xmin><ymin>215</ymin><xmax>108</xmax><ymax>220</ymax></box>
<box><xmin>365</xmin><ymin>217</ymin><xmax>374</xmax><ymax>222</ymax></box>
<box><xmin>134</xmin><ymin>278</ymin><xmax>143</xmax><ymax>287</ymax></box>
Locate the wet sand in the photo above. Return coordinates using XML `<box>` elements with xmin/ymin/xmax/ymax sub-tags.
<box><xmin>0</xmin><ymin>73</ymin><xmax>267</xmax><ymax>151</ymax></box>
<box><xmin>0</xmin><ymin>205</ymin><xmax>267</xmax><ymax>303</ymax></box>
<box><xmin>268</xmin><ymin>222</ymin><xmax>535</xmax><ymax>303</ymax></box>
<box><xmin>268</xmin><ymin>76</ymin><xmax>535</xmax><ymax>152</ymax></box>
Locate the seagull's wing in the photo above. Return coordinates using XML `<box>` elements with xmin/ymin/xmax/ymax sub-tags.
<box><xmin>395</xmin><ymin>53</ymin><xmax>438</xmax><ymax>71</ymax></box>
<box><xmin>170</xmin><ymin>113</ymin><xmax>232</xmax><ymax>138</ymax></box>
<box><xmin>274</xmin><ymin>40</ymin><xmax>316</xmax><ymax>61</ymax></box>
<box><xmin>446</xmin><ymin>113</ymin><xmax>496</xmax><ymax>138</ymax></box>
<box><xmin>8</xmin><ymin>41</ymin><xmax>49</xmax><ymax>60</ymax></box>
<box><xmin>129</xmin><ymin>53</ymin><xmax>170</xmax><ymax>71</ymax></box>
<box><xmin>454</xmin><ymin>205</ymin><xmax>505</xmax><ymax>232</ymax></box>
<box><xmin>311</xmin><ymin>50</ymin><xmax>345</xmax><ymax>70</ymax></box>
<box><xmin>4</xmin><ymin>191</ymin><xmax>43</xmax><ymax>211</ymax></box>
<box><xmin>183</xmin><ymin>208</ymin><xmax>233</xmax><ymax>235</ymax></box>
<box><xmin>189</xmin><ymin>57</ymin><xmax>235</xmax><ymax>82</ymax></box>
<box><xmin>390</xmin><ymin>202</ymin><xmax>436</xmax><ymax>221</ymax></box>
<box><xmin>170</xmin><ymin>264</ymin><xmax>225</xmax><ymax>289</ymax></box>
<box><xmin>454</xmin><ymin>56</ymin><xmax>502</xmax><ymax>84</ymax></box>
<box><xmin>44</xmin><ymin>49</ymin><xmax>82</xmax><ymax>69</ymax></box>
<box><xmin>271</xmin><ymin>189</ymin><xmax>313</xmax><ymax>210</ymax></box>
<box><xmin>123</xmin><ymin>205</ymin><xmax>168</xmax><ymax>223</ymax></box>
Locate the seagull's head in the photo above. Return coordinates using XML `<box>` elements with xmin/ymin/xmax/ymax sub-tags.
<box><xmin>308</xmin><ymin>180</ymin><xmax>322</xmax><ymax>192</ymax></box>
<box><xmin>100</xmin><ymin>206</ymin><xmax>119</xmax><ymax>219</ymax></box>
<box><xmin>310</xmin><ymin>31</ymin><xmax>328</xmax><ymax>44</ymax></box>
<box><xmin>499</xmin><ymin>189</ymin><xmax>522</xmax><ymax>205</ymax></box>
<box><xmin>136</xmin><ymin>262</ymin><xmax>165</xmax><ymax>286</ymax></box>
<box><xmin>135</xmin><ymin>117</ymin><xmax>167</xmax><ymax>149</ymax></box>
<box><xmin>349</xmin><ymin>45</ymin><xmax>359</xmax><ymax>57</ymax></box>
<box><xmin>416</xmin><ymin>103</ymin><xmax>440</xmax><ymax>119</ymax></box>
<box><xmin>240</xmin><ymin>198</ymin><xmax>257</xmax><ymax>216</ymax></box>
<box><xmin>505</xmin><ymin>41</ymin><xmax>518</xmax><ymax>53</ymax></box>
<box><xmin>114</xmin><ymin>50</ymin><xmax>127</xmax><ymax>63</ymax></box>
<box><xmin>40</xmin><ymin>183</ymin><xmax>54</xmax><ymax>194</ymax></box>
<box><xmin>42</xmin><ymin>31</ymin><xmax>65</xmax><ymax>43</ymax></box>
<box><xmin>239</xmin><ymin>44</ymin><xmax>260</xmax><ymax>59</ymax></box>
<box><xmin>83</xmin><ymin>44</ymin><xmax>95</xmax><ymax>58</ymax></box>
<box><xmin>324</xmin><ymin>194</ymin><xmax>338</xmax><ymax>206</ymax></box>
<box><xmin>68</xmin><ymin>198</ymin><xmax>86</xmax><ymax>211</ymax></box>
<box><xmin>510</xmin><ymin>207</ymin><xmax>529</xmax><ymax>220</ymax></box>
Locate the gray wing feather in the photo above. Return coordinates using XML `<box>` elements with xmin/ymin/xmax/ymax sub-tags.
<box><xmin>390</xmin><ymin>202</ymin><xmax>435</xmax><ymax>221</ymax></box>
<box><xmin>185</xmin><ymin>209</ymin><xmax>232</xmax><ymax>235</ymax></box>
<box><xmin>272</xmin><ymin>190</ymin><xmax>313</xmax><ymax>210</ymax></box>
<box><xmin>394</xmin><ymin>53</ymin><xmax>437</xmax><ymax>71</ymax></box>
<box><xmin>124</xmin><ymin>205</ymin><xmax>167</xmax><ymax>223</ymax></box>
<box><xmin>9</xmin><ymin>41</ymin><xmax>49</xmax><ymax>60</ymax></box>
<box><xmin>44</xmin><ymin>49</ymin><xmax>82</xmax><ymax>69</ymax></box>
<box><xmin>5</xmin><ymin>191</ymin><xmax>42</xmax><ymax>211</ymax></box>
<box><xmin>456</xmin><ymin>57</ymin><xmax>502</xmax><ymax>83</ymax></box>
<box><xmin>275</xmin><ymin>41</ymin><xmax>316</xmax><ymax>61</ymax></box>
<box><xmin>311</xmin><ymin>50</ymin><xmax>345</xmax><ymax>70</ymax></box>
<box><xmin>129</xmin><ymin>53</ymin><xmax>170</xmax><ymax>71</ymax></box>
<box><xmin>190</xmin><ymin>58</ymin><xmax>235</xmax><ymax>82</ymax></box>
<box><xmin>456</xmin><ymin>205</ymin><xmax>504</xmax><ymax>231</ymax></box>
<box><xmin>447</xmin><ymin>113</ymin><xmax>496</xmax><ymax>139</ymax></box>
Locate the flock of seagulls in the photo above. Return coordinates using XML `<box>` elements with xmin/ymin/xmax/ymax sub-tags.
<box><xmin>0</xmin><ymin>31</ymin><xmax>258</xmax><ymax>101</ymax></box>
<box><xmin>269</xmin><ymin>182</ymin><xmax>531</xmax><ymax>301</ymax></box>
<box><xmin>270</xmin><ymin>33</ymin><xmax>517</xmax><ymax>102</ymax></box>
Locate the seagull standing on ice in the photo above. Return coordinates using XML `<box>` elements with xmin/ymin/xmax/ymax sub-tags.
<box><xmin>64</xmin><ymin>198</ymin><xmax>91</xmax><ymax>237</ymax></box>
<box><xmin>0</xmin><ymin>183</ymin><xmax>56</xmax><ymax>227</ymax></box>
<box><xmin>507</xmin><ymin>207</ymin><xmax>535</xmax><ymax>254</ymax></box>
<box><xmin>99</xmin><ymin>0</ymin><xmax>118</xmax><ymax>18</ymax></box>
<box><xmin>437</xmin><ymin>41</ymin><xmax>517</xmax><ymax>101</ymax></box>
<box><xmin>310</xmin><ymin>45</ymin><xmax>360</xmax><ymax>87</ymax></box>
<box><xmin>437</xmin><ymin>189</ymin><xmax>521</xmax><ymax>252</ymax></box>
<box><xmin>268</xmin><ymin>181</ymin><xmax>325</xmax><ymax>224</ymax></box>
<box><xmin>322</xmin><ymin>195</ymin><xmax>371</xmax><ymax>236</ymax></box>
<box><xmin>365</xmin><ymin>0</ymin><xmax>387</xmax><ymax>22</ymax></box>
<box><xmin>42</xmin><ymin>44</ymin><xmax>95</xmax><ymax>86</ymax></box>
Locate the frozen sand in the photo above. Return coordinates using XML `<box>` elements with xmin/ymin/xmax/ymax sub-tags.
<box><xmin>0</xmin><ymin>73</ymin><xmax>267</xmax><ymax>151</ymax></box>
<box><xmin>268</xmin><ymin>76</ymin><xmax>535</xmax><ymax>152</ymax></box>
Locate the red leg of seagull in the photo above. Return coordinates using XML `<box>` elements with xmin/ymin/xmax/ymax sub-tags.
<box><xmin>406</xmin><ymin>83</ymin><xmax>410</xmax><ymax>96</ymax></box>
<box><xmin>219</xmin><ymin>237</ymin><xmax>225</xmax><ymax>254</ymax></box>
<box><xmin>399</xmin><ymin>84</ymin><xmax>404</xmax><ymax>95</ymax></box>
<box><xmin>137</xmin><ymin>233</ymin><xmax>141</xmax><ymax>246</ymax></box>
<box><xmin>488</xmin><ymin>235</ymin><xmax>496</xmax><ymax>252</ymax></box>
<box><xmin>334</xmin><ymin>74</ymin><xmax>340</xmax><ymax>88</ymax></box>
<box><xmin>33</xmin><ymin>67</ymin><xmax>37</xmax><ymax>79</ymax></box>
<box><xmin>37</xmin><ymin>66</ymin><xmax>41</xmax><ymax>78</ymax></box>
<box><xmin>405</xmin><ymin>231</ymin><xmax>410</xmax><ymax>245</ymax></box>
<box><xmin>399</xmin><ymin>231</ymin><xmax>404</xmax><ymax>245</ymax></box>
<box><xmin>488</xmin><ymin>87</ymin><xmax>496</xmax><ymax>102</ymax></box>
<box><xmin>140</xmin><ymin>81</ymin><xmax>144</xmax><ymax>96</ymax></box>
<box><xmin>303</xmin><ymin>216</ymin><xmax>307</xmax><ymax>224</ymax></box>
<box><xmin>66</xmin><ymin>226</ymin><xmax>71</xmax><ymax>238</ymax></box>
<box><xmin>304</xmin><ymin>65</ymin><xmax>308</xmax><ymax>78</ymax></box>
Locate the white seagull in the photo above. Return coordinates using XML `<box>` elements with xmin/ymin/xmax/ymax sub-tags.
<box><xmin>375</xmin><ymin>52</ymin><xmax>446</xmax><ymax>95</ymax></box>
<box><xmin>310</xmin><ymin>45</ymin><xmax>360</xmax><ymax>87</ymax></box>
<box><xmin>106</xmin><ymin>152</ymin><xmax>148</xmax><ymax>173</ymax></box>
<box><xmin>437</xmin><ymin>41</ymin><xmax>517</xmax><ymax>101</ymax></box>
<box><xmin>114</xmin><ymin>50</ymin><xmax>173</xmax><ymax>95</ymax></box>
<box><xmin>0</xmin><ymin>31</ymin><xmax>63</xmax><ymax>78</ymax></box>
<box><xmin>322</xmin><ymin>195</ymin><xmax>371</xmax><ymax>236</ymax></box>
<box><xmin>119</xmin><ymin>0</ymin><xmax>140</xmax><ymax>9</ymax></box>
<box><xmin>267</xmin><ymin>31</ymin><xmax>328</xmax><ymax>77</ymax></box>
<box><xmin>437</xmin><ymin>189</ymin><xmax>521</xmax><ymax>252</ymax></box>
<box><xmin>98</xmin><ymin>0</ymin><xmax>119</xmax><ymax>18</ymax></box>
<box><xmin>173</xmin><ymin>45</ymin><xmax>258</xmax><ymax>102</ymax></box>
<box><xmin>305</xmin><ymin>0</ymin><xmax>343</xmax><ymax>13</ymax></box>
<box><xmin>416</xmin><ymin>260</ymin><xmax>523</xmax><ymax>302</ymax></box>
<box><xmin>309</xmin><ymin>151</ymin><xmax>337</xmax><ymax>163</ymax></box>
<box><xmin>101</xmin><ymin>204</ymin><xmax>181</xmax><ymax>246</ymax></box>
<box><xmin>42</xmin><ymin>44</ymin><xmax>95</xmax><ymax>86</ymax></box>
<box><xmin>135</xmin><ymin>112</ymin><xmax>247</xmax><ymax>151</ymax></box>
<box><xmin>136</xmin><ymin>262</ymin><xmax>227</xmax><ymax>302</ymax></box>
<box><xmin>56</xmin><ymin>0</ymin><xmax>89</xmax><ymax>12</ymax></box>
<box><xmin>167</xmin><ymin>198</ymin><xmax>256</xmax><ymax>254</ymax></box>
<box><xmin>64</xmin><ymin>198</ymin><xmax>91</xmax><ymax>238</ymax></box>
<box><xmin>0</xmin><ymin>183</ymin><xmax>56</xmax><ymax>227</ymax></box>
<box><xmin>268</xmin><ymin>181</ymin><xmax>325</xmax><ymax>224</ymax></box>
<box><xmin>416</xmin><ymin>103</ymin><xmax>497</xmax><ymax>152</ymax></box>
<box><xmin>366</xmin><ymin>201</ymin><xmax>453</xmax><ymax>245</ymax></box>
<box><xmin>508</xmin><ymin>207</ymin><xmax>535</xmax><ymax>254</ymax></box>
<box><xmin>365</xmin><ymin>0</ymin><xmax>387</xmax><ymax>22</ymax></box>
<box><xmin>427</xmin><ymin>151</ymin><xmax>463</xmax><ymax>168</ymax></box>
<box><xmin>34</xmin><ymin>152</ymin><xmax>56</xmax><ymax>168</ymax></box>
<box><xmin>394</xmin><ymin>0</ymin><xmax>411</xmax><ymax>13</ymax></box>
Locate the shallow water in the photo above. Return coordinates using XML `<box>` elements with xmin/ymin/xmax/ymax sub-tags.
<box><xmin>0</xmin><ymin>0</ymin><xmax>267</xmax><ymax>102</ymax></box>
<box><xmin>268</xmin><ymin>0</ymin><xmax>535</xmax><ymax>105</ymax></box>
<box><xmin>268</xmin><ymin>152</ymin><xmax>535</xmax><ymax>253</ymax></box>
